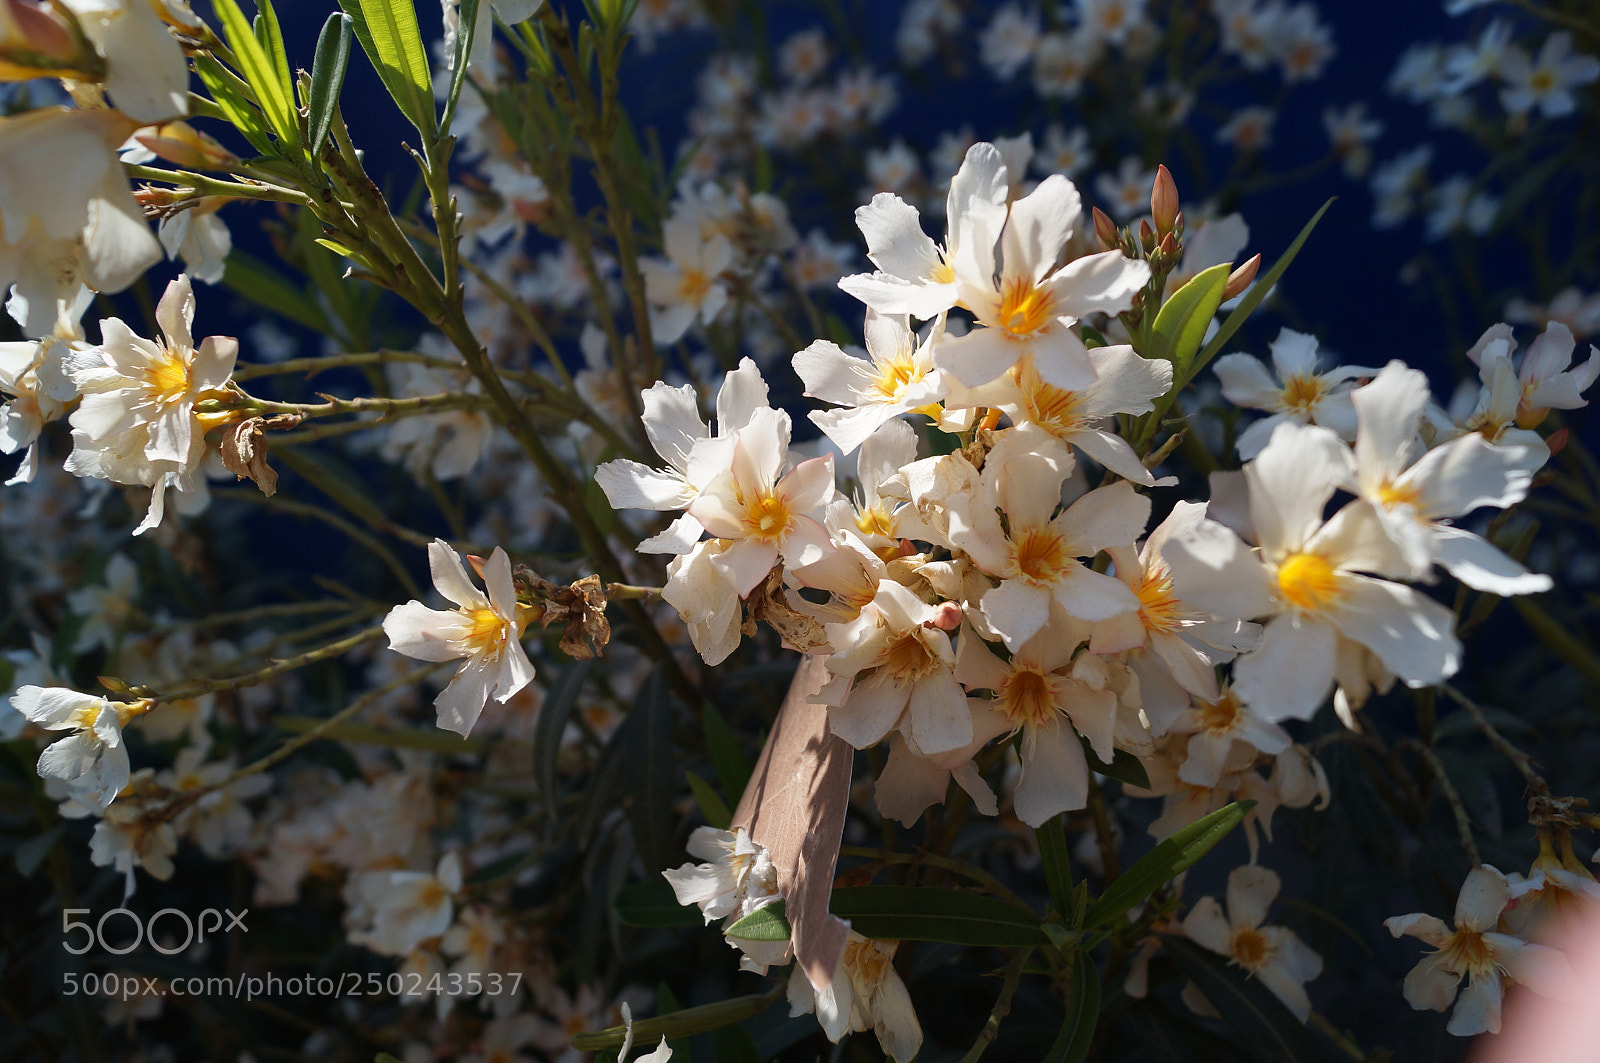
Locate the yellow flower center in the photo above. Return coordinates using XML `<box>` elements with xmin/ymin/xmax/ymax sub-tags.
<box><xmin>1013</xmin><ymin>359</ymin><xmax>1086</xmax><ymax>435</ymax></box>
<box><xmin>1011</xmin><ymin>526</ymin><xmax>1070</xmax><ymax>584</ymax></box>
<box><xmin>744</xmin><ymin>492</ymin><xmax>791</xmax><ymax>541</ymax></box>
<box><xmin>1196</xmin><ymin>689</ymin><xmax>1242</xmax><ymax>735</ymax></box>
<box><xmin>462</xmin><ymin>607</ymin><xmax>509</xmax><ymax>655</ymax></box>
<box><xmin>1275</xmin><ymin>552</ymin><xmax>1342</xmax><ymax>611</ymax></box>
<box><xmin>930</xmin><ymin>258</ymin><xmax>955</xmax><ymax>285</ymax></box>
<box><xmin>876</xmin><ymin>629</ymin><xmax>941</xmax><ymax>683</ymax></box>
<box><xmin>146</xmin><ymin>348</ymin><xmax>192</xmax><ymax>404</ymax></box>
<box><xmin>855</xmin><ymin>505</ymin><xmax>894</xmax><ymax>539</ymax></box>
<box><xmin>1230</xmin><ymin>926</ymin><xmax>1274</xmax><ymax>970</ymax></box>
<box><xmin>997</xmin><ymin>275</ymin><xmax>1056</xmax><ymax>338</ymax></box>
<box><xmin>1135</xmin><ymin>571</ymin><xmax>1185</xmax><ymax>633</ymax></box>
<box><xmin>68</xmin><ymin>702</ymin><xmax>103</xmax><ymax>731</ymax></box>
<box><xmin>1376</xmin><ymin>480</ymin><xmax>1421</xmax><ymax>508</ymax></box>
<box><xmin>1000</xmin><ymin>667</ymin><xmax>1060</xmax><ymax>728</ymax></box>
<box><xmin>680</xmin><ymin>266</ymin><xmax>713</xmax><ymax>303</ymax></box>
<box><xmin>873</xmin><ymin>351</ymin><xmax>924</xmax><ymax>401</ymax></box>
<box><xmin>1280</xmin><ymin>374</ymin><xmax>1323</xmax><ymax>414</ymax></box>
<box><xmin>1443</xmin><ymin>928</ymin><xmax>1495</xmax><ymax>976</ymax></box>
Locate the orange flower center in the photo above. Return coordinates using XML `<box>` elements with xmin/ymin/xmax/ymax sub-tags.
<box><xmin>744</xmin><ymin>492</ymin><xmax>792</xmax><ymax>541</ymax></box>
<box><xmin>1000</xmin><ymin>667</ymin><xmax>1060</xmax><ymax>728</ymax></box>
<box><xmin>1011</xmin><ymin>526</ymin><xmax>1070</xmax><ymax>583</ymax></box>
<box><xmin>1231</xmin><ymin>926</ymin><xmax>1274</xmax><ymax>970</ymax></box>
<box><xmin>1135</xmin><ymin>571</ymin><xmax>1185</xmax><ymax>633</ymax></box>
<box><xmin>997</xmin><ymin>275</ymin><xmax>1056</xmax><ymax>337</ymax></box>
<box><xmin>1280</xmin><ymin>374</ymin><xmax>1324</xmax><ymax>414</ymax></box>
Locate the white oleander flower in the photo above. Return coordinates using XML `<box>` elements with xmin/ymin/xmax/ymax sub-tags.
<box><xmin>1183</xmin><ymin>865</ymin><xmax>1323</xmax><ymax>1021</ymax></box>
<box><xmin>596</xmin><ymin>357</ymin><xmax>769</xmax><ymax>556</ymax></box>
<box><xmin>641</xmin><ymin>208</ymin><xmax>734</xmax><ymax>344</ymax></box>
<box><xmin>0</xmin><ymin>107</ymin><xmax>161</xmax><ymax>305</ymax></box>
<box><xmin>663</xmin><ymin>826</ymin><xmax>790</xmax><ymax>973</ymax></box>
<box><xmin>1498</xmin><ymin>32</ymin><xmax>1600</xmax><ymax>118</ymax></box>
<box><xmin>1163</xmin><ymin>421</ymin><xmax>1461</xmax><ymax>722</ymax></box>
<box><xmin>1346</xmin><ymin>360</ymin><xmax>1551</xmax><ymax>595</ymax></box>
<box><xmin>685</xmin><ymin>406</ymin><xmax>837</xmax><ymax>596</ymax></box>
<box><xmin>955</xmin><ymin>624</ymin><xmax>1124</xmax><ymax>825</ymax></box>
<box><xmin>793</xmin><ymin>309</ymin><xmax>948</xmax><ymax>455</ymax></box>
<box><xmin>383</xmin><ymin>539</ymin><xmax>535</xmax><ymax>736</ymax></box>
<box><xmin>11</xmin><ymin>684</ymin><xmax>139</xmax><ymax>807</ymax></box>
<box><xmin>1090</xmin><ymin>501</ymin><xmax>1261</xmax><ymax>733</ymax></box>
<box><xmin>1213</xmin><ymin>328</ymin><xmax>1373</xmax><ymax>459</ymax></box>
<box><xmin>839</xmin><ymin>141</ymin><xmax>1010</xmax><ymax>321</ymax></box>
<box><xmin>817</xmin><ymin>578</ymin><xmax>971</xmax><ymax>756</ymax></box>
<box><xmin>1386</xmin><ymin>865</ymin><xmax>1575</xmax><ymax>1036</ymax></box>
<box><xmin>938</xmin><ymin>172</ymin><xmax>1151</xmax><ymax>391</ymax></box>
<box><xmin>940</xmin><ymin>425</ymin><xmax>1148</xmax><ymax>651</ymax></box>
<box><xmin>349</xmin><ymin>852</ymin><xmax>463</xmax><ymax>958</ymax></box>
<box><xmin>66</xmin><ymin>273</ymin><xmax>236</xmax><ymax>533</ymax></box>
<box><xmin>58</xmin><ymin>0</ymin><xmax>189</xmax><ymax>122</ymax></box>
<box><xmin>788</xmin><ymin>931</ymin><xmax>922</xmax><ymax>1063</ymax></box>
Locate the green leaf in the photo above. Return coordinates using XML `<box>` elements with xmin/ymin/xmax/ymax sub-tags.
<box><xmin>307</xmin><ymin>12</ymin><xmax>353</xmax><ymax>159</ymax></box>
<box><xmin>1043</xmin><ymin>950</ymin><xmax>1100</xmax><ymax>1063</ymax></box>
<box><xmin>830</xmin><ymin>886</ymin><xmax>1049</xmax><ymax>947</ymax></box>
<box><xmin>441</xmin><ymin>0</ymin><xmax>480</xmax><ymax>135</ymax></box>
<box><xmin>613</xmin><ymin>879</ymin><xmax>703</xmax><ymax>928</ymax></box>
<box><xmin>194</xmin><ymin>55</ymin><xmax>275</xmax><ymax>157</ymax></box>
<box><xmin>312</xmin><ymin>237</ymin><xmax>374</xmax><ymax>272</ymax></box>
<box><xmin>724</xmin><ymin>900</ymin><xmax>791</xmax><ymax>942</ymax></box>
<box><xmin>337</xmin><ymin>0</ymin><xmax>438</xmax><ymax>138</ymax></box>
<box><xmin>1083</xmin><ymin>801</ymin><xmax>1253</xmax><ymax>929</ymax></box>
<box><xmin>712</xmin><ymin>1024</ymin><xmax>762</xmax><ymax>1063</ymax></box>
<box><xmin>685</xmin><ymin>770</ymin><xmax>731</xmax><ymax>829</ymax></box>
<box><xmin>251</xmin><ymin>0</ymin><xmax>293</xmax><ymax>119</ymax></box>
<box><xmin>534</xmin><ymin>658</ymin><xmax>592</xmax><ymax>819</ymax></box>
<box><xmin>570</xmin><ymin>992</ymin><xmax>779</xmax><ymax>1051</ymax></box>
<box><xmin>622</xmin><ymin>665</ymin><xmax>675</xmax><ymax>872</ymax></box>
<box><xmin>212</xmin><ymin>0</ymin><xmax>301</xmax><ymax>151</ymax></box>
<box><xmin>703</xmin><ymin>701</ymin><xmax>751</xmax><ymax>810</ymax></box>
<box><xmin>1082</xmin><ymin>735</ymin><xmax>1150</xmax><ymax>790</ymax></box>
<box><xmin>1160</xmin><ymin>935</ymin><xmax>1329</xmax><ymax>1063</ymax></box>
<box><xmin>222</xmin><ymin>250</ymin><xmax>332</xmax><ymax>334</ymax></box>
<box><xmin>1192</xmin><ymin>198</ymin><xmax>1335</xmax><ymax>377</ymax></box>
<box><xmin>1151</xmin><ymin>261</ymin><xmax>1230</xmax><ymax>378</ymax></box>
<box><xmin>1035</xmin><ymin>812</ymin><xmax>1075</xmax><ymax>922</ymax></box>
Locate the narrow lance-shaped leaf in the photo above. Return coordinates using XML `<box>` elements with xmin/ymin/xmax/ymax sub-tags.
<box><xmin>830</xmin><ymin>886</ymin><xmax>1050</xmax><ymax>947</ymax></box>
<box><xmin>251</xmin><ymin>0</ymin><xmax>293</xmax><ymax>118</ymax></box>
<box><xmin>570</xmin><ymin>992</ymin><xmax>780</xmax><ymax>1052</ymax></box>
<box><xmin>1084</xmin><ymin>801</ymin><xmax>1254</xmax><ymax>929</ymax></box>
<box><xmin>685</xmin><ymin>770</ymin><xmax>731</xmax><ymax>830</ymax></box>
<box><xmin>307</xmin><ymin>12</ymin><xmax>353</xmax><ymax>159</ymax></box>
<box><xmin>211</xmin><ymin>0</ymin><xmax>301</xmax><ymax>152</ymax></box>
<box><xmin>194</xmin><ymin>54</ymin><xmax>275</xmax><ymax>157</ymax></box>
<box><xmin>1151</xmin><ymin>262</ymin><xmax>1231</xmax><ymax>379</ymax></box>
<box><xmin>1160</xmin><ymin>935</ymin><xmax>1329</xmax><ymax>1063</ymax></box>
<box><xmin>623</xmin><ymin>665</ymin><xmax>675</xmax><ymax>872</ymax></box>
<box><xmin>613</xmin><ymin>879</ymin><xmax>703</xmax><ymax>929</ymax></box>
<box><xmin>533</xmin><ymin>658</ymin><xmax>593</xmax><ymax>820</ymax></box>
<box><xmin>337</xmin><ymin>0</ymin><xmax>438</xmax><ymax>138</ymax></box>
<box><xmin>703</xmin><ymin>701</ymin><xmax>752</xmax><ymax>808</ymax></box>
<box><xmin>441</xmin><ymin>0</ymin><xmax>480</xmax><ymax>136</ymax></box>
<box><xmin>1191</xmin><ymin>198</ymin><xmax>1335</xmax><ymax>377</ymax></box>
<box><xmin>1043</xmin><ymin>950</ymin><xmax>1101</xmax><ymax>1063</ymax></box>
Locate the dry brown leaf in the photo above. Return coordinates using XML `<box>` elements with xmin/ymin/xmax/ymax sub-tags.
<box><xmin>218</xmin><ymin>413</ymin><xmax>301</xmax><ymax>497</ymax></box>
<box><xmin>745</xmin><ymin>569</ymin><xmax>831</xmax><ymax>652</ymax></box>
